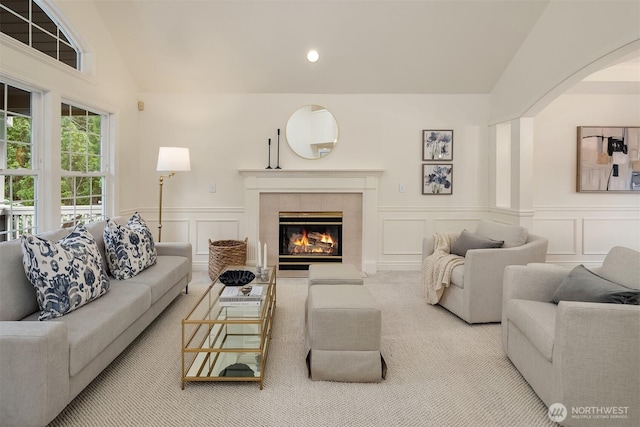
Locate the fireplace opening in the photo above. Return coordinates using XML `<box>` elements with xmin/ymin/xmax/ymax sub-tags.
<box><xmin>279</xmin><ymin>212</ymin><xmax>342</xmax><ymax>270</ymax></box>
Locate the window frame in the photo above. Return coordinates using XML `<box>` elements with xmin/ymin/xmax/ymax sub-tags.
<box><xmin>0</xmin><ymin>0</ymin><xmax>80</xmax><ymax>70</ymax></box>
<box><xmin>59</xmin><ymin>100</ymin><xmax>109</xmax><ymax>227</ymax></box>
<box><xmin>0</xmin><ymin>79</ymin><xmax>41</xmax><ymax>240</ymax></box>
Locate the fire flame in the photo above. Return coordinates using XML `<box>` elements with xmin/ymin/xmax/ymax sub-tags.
<box><xmin>291</xmin><ymin>230</ymin><xmax>334</xmax><ymax>253</ymax></box>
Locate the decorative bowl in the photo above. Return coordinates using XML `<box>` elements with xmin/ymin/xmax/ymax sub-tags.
<box><xmin>219</xmin><ymin>270</ymin><xmax>256</xmax><ymax>286</ymax></box>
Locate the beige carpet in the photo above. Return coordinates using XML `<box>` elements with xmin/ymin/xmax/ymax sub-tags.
<box><xmin>50</xmin><ymin>271</ymin><xmax>553</xmax><ymax>427</ymax></box>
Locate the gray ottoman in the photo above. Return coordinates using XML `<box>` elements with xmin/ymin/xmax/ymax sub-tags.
<box><xmin>305</xmin><ymin>285</ymin><xmax>386</xmax><ymax>382</ymax></box>
<box><xmin>308</xmin><ymin>263</ymin><xmax>364</xmax><ymax>287</ymax></box>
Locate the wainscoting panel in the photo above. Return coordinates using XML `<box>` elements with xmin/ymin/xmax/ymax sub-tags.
<box><xmin>377</xmin><ymin>208</ymin><xmax>486</xmax><ymax>271</ymax></box>
<box><xmin>382</xmin><ymin>219</ymin><xmax>425</xmax><ymax>255</ymax></box>
<box><xmin>195</xmin><ymin>219</ymin><xmax>241</xmax><ymax>255</ymax></box>
<box><xmin>583</xmin><ymin>218</ymin><xmax>640</xmax><ymax>255</ymax></box>
<box><xmin>533</xmin><ymin>218</ymin><xmax>577</xmax><ymax>255</ymax></box>
<box><xmin>535</xmin><ymin>206</ymin><xmax>640</xmax><ymax>266</ymax></box>
<box><xmin>146</xmin><ymin>218</ymin><xmax>190</xmax><ymax>244</ymax></box>
<box><xmin>432</xmin><ymin>218</ymin><xmax>481</xmax><ymax>234</ymax></box>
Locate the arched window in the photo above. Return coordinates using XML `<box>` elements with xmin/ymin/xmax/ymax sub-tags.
<box><xmin>0</xmin><ymin>0</ymin><xmax>79</xmax><ymax>69</ymax></box>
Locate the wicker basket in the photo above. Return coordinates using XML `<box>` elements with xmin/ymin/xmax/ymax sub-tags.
<box><xmin>208</xmin><ymin>238</ymin><xmax>248</xmax><ymax>281</ymax></box>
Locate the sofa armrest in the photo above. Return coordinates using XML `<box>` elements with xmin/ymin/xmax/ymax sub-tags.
<box><xmin>553</xmin><ymin>302</ymin><xmax>640</xmax><ymax>416</ymax></box>
<box><xmin>501</xmin><ymin>263</ymin><xmax>571</xmax><ymax>352</ymax></box>
<box><xmin>460</xmin><ymin>237</ymin><xmax>548</xmax><ymax>320</ymax></box>
<box><xmin>0</xmin><ymin>321</ymin><xmax>70</xmax><ymax>427</ymax></box>
<box><xmin>422</xmin><ymin>236</ymin><xmax>435</xmax><ymax>260</ymax></box>
<box><xmin>156</xmin><ymin>242</ymin><xmax>193</xmax><ymax>282</ymax></box>
<box><xmin>503</xmin><ymin>263</ymin><xmax>569</xmax><ymax>305</ymax></box>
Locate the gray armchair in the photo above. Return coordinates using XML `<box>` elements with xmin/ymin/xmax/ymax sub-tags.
<box><xmin>422</xmin><ymin>220</ymin><xmax>548</xmax><ymax>323</ymax></box>
<box><xmin>502</xmin><ymin>247</ymin><xmax>640</xmax><ymax>426</ymax></box>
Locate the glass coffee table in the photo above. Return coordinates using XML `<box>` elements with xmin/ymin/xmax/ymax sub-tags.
<box><xmin>181</xmin><ymin>265</ymin><xmax>276</xmax><ymax>390</ymax></box>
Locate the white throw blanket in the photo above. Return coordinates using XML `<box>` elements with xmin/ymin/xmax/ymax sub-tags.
<box><xmin>423</xmin><ymin>233</ymin><xmax>465</xmax><ymax>304</ymax></box>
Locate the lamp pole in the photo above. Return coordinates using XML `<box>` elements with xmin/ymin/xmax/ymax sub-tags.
<box><xmin>157</xmin><ymin>172</ymin><xmax>175</xmax><ymax>242</ymax></box>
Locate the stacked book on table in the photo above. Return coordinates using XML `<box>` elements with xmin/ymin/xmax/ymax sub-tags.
<box><xmin>219</xmin><ymin>286</ymin><xmax>263</xmax><ymax>307</ymax></box>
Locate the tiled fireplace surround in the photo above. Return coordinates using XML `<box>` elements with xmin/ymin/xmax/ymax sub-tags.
<box><xmin>240</xmin><ymin>169</ymin><xmax>383</xmax><ymax>275</ymax></box>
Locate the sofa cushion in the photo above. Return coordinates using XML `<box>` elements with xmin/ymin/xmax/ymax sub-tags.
<box><xmin>475</xmin><ymin>220</ymin><xmax>528</xmax><ymax>248</ymax></box>
<box><xmin>21</xmin><ymin>224</ymin><xmax>110</xmax><ymax>321</ymax></box>
<box><xmin>451</xmin><ymin>229</ymin><xmax>504</xmax><ymax>257</ymax></box>
<box><xmin>552</xmin><ymin>265</ymin><xmax>640</xmax><ymax>305</ymax></box>
<box><xmin>104</xmin><ymin>213</ymin><xmax>157</xmax><ymax>280</ymax></box>
<box><xmin>507</xmin><ymin>300</ymin><xmax>557</xmax><ymax>362</ymax></box>
<box><xmin>125</xmin><ymin>255</ymin><xmax>190</xmax><ymax>304</ymax></box>
<box><xmin>599</xmin><ymin>246</ymin><xmax>640</xmax><ymax>290</ymax></box>
<box><xmin>23</xmin><ymin>280</ymin><xmax>152</xmax><ymax>376</ymax></box>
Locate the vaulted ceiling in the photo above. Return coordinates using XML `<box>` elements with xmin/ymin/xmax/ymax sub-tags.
<box><xmin>87</xmin><ymin>0</ymin><xmax>637</xmax><ymax>94</ymax></box>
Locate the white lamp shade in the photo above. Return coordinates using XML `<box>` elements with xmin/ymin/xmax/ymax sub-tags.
<box><xmin>156</xmin><ymin>147</ymin><xmax>191</xmax><ymax>172</ymax></box>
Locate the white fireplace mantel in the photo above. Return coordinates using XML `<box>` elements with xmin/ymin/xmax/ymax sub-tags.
<box><xmin>239</xmin><ymin>169</ymin><xmax>384</xmax><ymax>273</ymax></box>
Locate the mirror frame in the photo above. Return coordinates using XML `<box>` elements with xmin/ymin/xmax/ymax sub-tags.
<box><xmin>285</xmin><ymin>105</ymin><xmax>339</xmax><ymax>160</ymax></box>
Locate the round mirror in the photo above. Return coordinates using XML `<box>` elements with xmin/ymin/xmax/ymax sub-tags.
<box><xmin>285</xmin><ymin>105</ymin><xmax>338</xmax><ymax>159</ymax></box>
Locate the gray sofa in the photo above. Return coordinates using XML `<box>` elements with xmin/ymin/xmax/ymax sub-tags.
<box><xmin>0</xmin><ymin>217</ymin><xmax>192</xmax><ymax>427</ymax></box>
<box><xmin>502</xmin><ymin>247</ymin><xmax>640</xmax><ymax>426</ymax></box>
<box><xmin>422</xmin><ymin>220</ymin><xmax>548</xmax><ymax>323</ymax></box>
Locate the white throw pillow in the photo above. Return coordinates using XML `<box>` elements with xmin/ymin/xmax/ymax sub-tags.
<box><xmin>103</xmin><ymin>212</ymin><xmax>157</xmax><ymax>280</ymax></box>
<box><xmin>21</xmin><ymin>224</ymin><xmax>110</xmax><ymax>321</ymax></box>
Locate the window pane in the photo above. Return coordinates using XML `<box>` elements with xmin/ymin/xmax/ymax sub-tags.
<box><xmin>7</xmin><ymin>86</ymin><xmax>31</xmax><ymax>115</ymax></box>
<box><xmin>32</xmin><ymin>25</ymin><xmax>57</xmax><ymax>59</ymax></box>
<box><xmin>0</xmin><ymin>84</ymin><xmax>5</xmax><ymax>110</ymax></box>
<box><xmin>9</xmin><ymin>175</ymin><xmax>34</xmax><ymax>204</ymax></box>
<box><xmin>61</xmin><ymin>176</ymin><xmax>74</xmax><ymax>204</ymax></box>
<box><xmin>71</xmin><ymin>153</ymin><xmax>86</xmax><ymax>172</ymax></box>
<box><xmin>59</xmin><ymin>41</ymin><xmax>77</xmax><ymax>68</ymax></box>
<box><xmin>31</xmin><ymin>2</ymin><xmax>57</xmax><ymax>34</ymax></box>
<box><xmin>87</xmin><ymin>154</ymin><xmax>101</xmax><ymax>172</ymax></box>
<box><xmin>61</xmin><ymin>152</ymin><xmax>71</xmax><ymax>171</ymax></box>
<box><xmin>70</xmin><ymin>106</ymin><xmax>87</xmax><ymax>131</ymax></box>
<box><xmin>88</xmin><ymin>133</ymin><xmax>101</xmax><ymax>154</ymax></box>
<box><xmin>6</xmin><ymin>115</ymin><xmax>31</xmax><ymax>144</ymax></box>
<box><xmin>0</xmin><ymin>113</ymin><xmax>5</xmax><ymax>140</ymax></box>
<box><xmin>7</xmin><ymin>142</ymin><xmax>31</xmax><ymax>168</ymax></box>
<box><xmin>2</xmin><ymin>0</ymin><xmax>29</xmax><ymax>19</ymax></box>
<box><xmin>0</xmin><ymin>8</ymin><xmax>29</xmax><ymax>44</ymax></box>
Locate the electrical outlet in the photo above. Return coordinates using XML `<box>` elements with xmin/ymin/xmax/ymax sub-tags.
<box><xmin>209</xmin><ymin>183</ymin><xmax>216</xmax><ymax>193</ymax></box>
<box><xmin>399</xmin><ymin>183</ymin><xmax>406</xmax><ymax>193</ymax></box>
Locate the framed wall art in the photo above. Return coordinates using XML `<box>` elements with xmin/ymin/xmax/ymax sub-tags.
<box><xmin>577</xmin><ymin>126</ymin><xmax>640</xmax><ymax>192</ymax></box>
<box><xmin>423</xmin><ymin>130</ymin><xmax>453</xmax><ymax>161</ymax></box>
<box><xmin>423</xmin><ymin>163</ymin><xmax>452</xmax><ymax>195</ymax></box>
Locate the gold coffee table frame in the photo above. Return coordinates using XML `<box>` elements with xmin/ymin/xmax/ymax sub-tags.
<box><xmin>181</xmin><ymin>265</ymin><xmax>276</xmax><ymax>390</ymax></box>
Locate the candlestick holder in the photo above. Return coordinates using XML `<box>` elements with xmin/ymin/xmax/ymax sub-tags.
<box><xmin>275</xmin><ymin>129</ymin><xmax>281</xmax><ymax>169</ymax></box>
<box><xmin>260</xmin><ymin>267</ymin><xmax>269</xmax><ymax>282</ymax></box>
<box><xmin>266</xmin><ymin>138</ymin><xmax>272</xmax><ymax>169</ymax></box>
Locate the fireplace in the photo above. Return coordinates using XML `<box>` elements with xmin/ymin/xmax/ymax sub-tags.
<box><xmin>279</xmin><ymin>212</ymin><xmax>342</xmax><ymax>270</ymax></box>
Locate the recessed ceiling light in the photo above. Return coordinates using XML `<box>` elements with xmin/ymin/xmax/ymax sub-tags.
<box><xmin>307</xmin><ymin>50</ymin><xmax>319</xmax><ymax>63</ymax></box>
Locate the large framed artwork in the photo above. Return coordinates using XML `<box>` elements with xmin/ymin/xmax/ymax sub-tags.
<box><xmin>577</xmin><ymin>126</ymin><xmax>640</xmax><ymax>192</ymax></box>
<box><xmin>423</xmin><ymin>130</ymin><xmax>453</xmax><ymax>161</ymax></box>
<box><xmin>422</xmin><ymin>163</ymin><xmax>452</xmax><ymax>195</ymax></box>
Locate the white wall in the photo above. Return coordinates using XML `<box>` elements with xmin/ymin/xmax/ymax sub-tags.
<box><xmin>133</xmin><ymin>93</ymin><xmax>492</xmax><ymax>270</ymax></box>
<box><xmin>533</xmin><ymin>93</ymin><xmax>640</xmax><ymax>266</ymax></box>
<box><xmin>490</xmin><ymin>1</ymin><xmax>640</xmax><ymax>123</ymax></box>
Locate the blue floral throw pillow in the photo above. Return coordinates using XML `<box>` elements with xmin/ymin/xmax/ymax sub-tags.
<box><xmin>21</xmin><ymin>224</ymin><xmax>110</xmax><ymax>321</ymax></box>
<box><xmin>103</xmin><ymin>212</ymin><xmax>157</xmax><ymax>280</ymax></box>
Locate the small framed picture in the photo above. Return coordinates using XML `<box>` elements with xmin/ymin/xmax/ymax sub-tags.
<box><xmin>423</xmin><ymin>164</ymin><xmax>453</xmax><ymax>195</ymax></box>
<box><xmin>423</xmin><ymin>130</ymin><xmax>453</xmax><ymax>161</ymax></box>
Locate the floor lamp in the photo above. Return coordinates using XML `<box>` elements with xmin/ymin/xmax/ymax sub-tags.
<box><xmin>156</xmin><ymin>147</ymin><xmax>191</xmax><ymax>242</ymax></box>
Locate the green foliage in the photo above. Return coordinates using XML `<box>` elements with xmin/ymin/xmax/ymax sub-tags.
<box><xmin>4</xmin><ymin>108</ymin><xmax>103</xmax><ymax>206</ymax></box>
<box><xmin>4</xmin><ymin>116</ymin><xmax>34</xmax><ymax>203</ymax></box>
